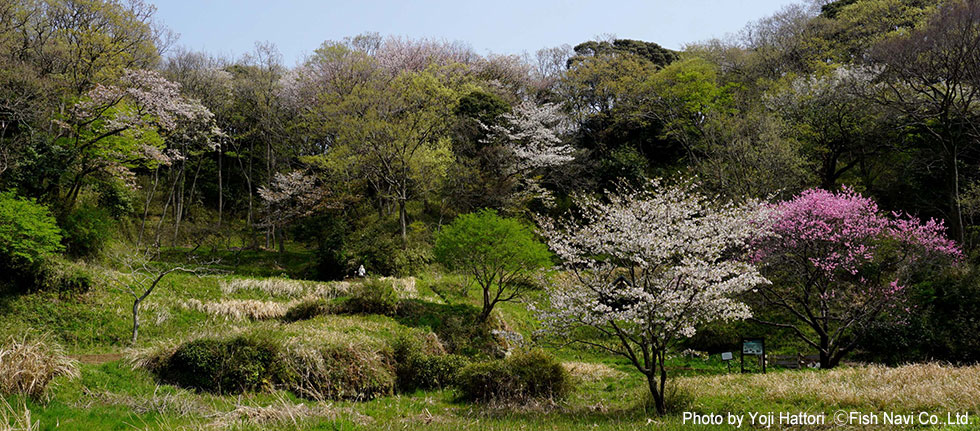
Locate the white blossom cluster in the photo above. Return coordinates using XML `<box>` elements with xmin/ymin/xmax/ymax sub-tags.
<box><xmin>483</xmin><ymin>100</ymin><xmax>574</xmax><ymax>172</ymax></box>
<box><xmin>257</xmin><ymin>171</ymin><xmax>322</xmax><ymax>228</ymax></box>
<box><xmin>536</xmin><ymin>180</ymin><xmax>769</xmax><ymax>352</ymax></box>
<box><xmin>74</xmin><ymin>70</ymin><xmax>214</xmax><ymax>135</ymax></box>
<box><xmin>64</xmin><ymin>69</ymin><xmax>219</xmax><ymax>185</ymax></box>
<box><xmin>764</xmin><ymin>65</ymin><xmax>881</xmax><ymax>112</ymax></box>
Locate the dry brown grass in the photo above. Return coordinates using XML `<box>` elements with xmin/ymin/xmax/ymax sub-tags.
<box><xmin>0</xmin><ymin>398</ymin><xmax>37</xmax><ymax>431</ymax></box>
<box><xmin>220</xmin><ymin>278</ymin><xmax>351</xmax><ymax>298</ymax></box>
<box><xmin>178</xmin><ymin>298</ymin><xmax>294</xmax><ymax>320</ymax></box>
<box><xmin>679</xmin><ymin>363</ymin><xmax>980</xmax><ymax>412</ymax></box>
<box><xmin>562</xmin><ymin>362</ymin><xmax>627</xmax><ymax>383</ymax></box>
<box><xmin>0</xmin><ymin>336</ymin><xmax>79</xmax><ymax>399</ymax></box>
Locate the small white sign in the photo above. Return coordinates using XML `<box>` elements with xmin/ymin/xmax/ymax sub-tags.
<box><xmin>721</xmin><ymin>352</ymin><xmax>733</xmax><ymax>361</ymax></box>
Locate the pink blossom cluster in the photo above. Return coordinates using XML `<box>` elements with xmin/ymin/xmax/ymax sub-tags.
<box><xmin>754</xmin><ymin>187</ymin><xmax>961</xmax><ymax>280</ymax></box>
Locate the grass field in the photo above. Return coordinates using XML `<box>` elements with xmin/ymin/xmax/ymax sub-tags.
<box><xmin>1</xmin><ymin>252</ymin><xmax>978</xmax><ymax>430</ymax></box>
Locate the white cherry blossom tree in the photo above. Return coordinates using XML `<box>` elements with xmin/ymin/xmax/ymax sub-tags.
<box><xmin>483</xmin><ymin>100</ymin><xmax>574</xmax><ymax>172</ymax></box>
<box><xmin>536</xmin><ymin>180</ymin><xmax>769</xmax><ymax>414</ymax></box>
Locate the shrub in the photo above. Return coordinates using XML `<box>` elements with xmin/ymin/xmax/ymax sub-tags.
<box><xmin>340</xmin><ymin>279</ymin><xmax>399</xmax><ymax>315</ymax></box>
<box><xmin>0</xmin><ymin>335</ymin><xmax>79</xmax><ymax>399</ymax></box>
<box><xmin>392</xmin><ymin>332</ymin><xmax>468</xmax><ymax>391</ymax></box>
<box><xmin>0</xmin><ymin>191</ymin><xmax>63</xmax><ymax>271</ymax></box>
<box><xmin>159</xmin><ymin>336</ymin><xmax>292</xmax><ymax>394</ymax></box>
<box><xmin>285</xmin><ymin>343</ymin><xmax>395</xmax><ymax>401</ymax></box>
<box><xmin>142</xmin><ymin>334</ymin><xmax>395</xmax><ymax>401</ymax></box>
<box><xmin>60</xmin><ymin>204</ymin><xmax>113</xmax><ymax>258</ymax></box>
<box><xmin>456</xmin><ymin>360</ymin><xmax>510</xmax><ymax>402</ymax></box>
<box><xmin>456</xmin><ymin>350</ymin><xmax>573</xmax><ymax>403</ymax></box>
<box><xmin>402</xmin><ymin>354</ymin><xmax>469</xmax><ymax>392</ymax></box>
<box><xmin>95</xmin><ymin>179</ymin><xmax>135</xmax><ymax>218</ymax></box>
<box><xmin>283</xmin><ymin>298</ymin><xmax>336</xmax><ymax>322</ymax></box>
<box><xmin>343</xmin><ymin>218</ymin><xmax>433</xmax><ymax>277</ymax></box>
<box><xmin>344</xmin><ymin>219</ymin><xmax>402</xmax><ymax>276</ymax></box>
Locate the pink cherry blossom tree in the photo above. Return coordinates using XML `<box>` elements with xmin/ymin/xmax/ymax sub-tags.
<box><xmin>537</xmin><ymin>180</ymin><xmax>769</xmax><ymax>415</ymax></box>
<box><xmin>751</xmin><ymin>188</ymin><xmax>960</xmax><ymax>369</ymax></box>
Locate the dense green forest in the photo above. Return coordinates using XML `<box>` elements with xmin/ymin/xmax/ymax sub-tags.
<box><xmin>3</xmin><ymin>0</ymin><xmax>980</xmax><ymax>429</ymax></box>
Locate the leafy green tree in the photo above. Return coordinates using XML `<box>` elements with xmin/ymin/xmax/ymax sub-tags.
<box><xmin>560</xmin><ymin>48</ymin><xmax>675</xmax><ymax>187</ymax></box>
<box><xmin>567</xmin><ymin>39</ymin><xmax>677</xmax><ymax>68</ymax></box>
<box><xmin>434</xmin><ymin>209</ymin><xmax>551</xmax><ymax>321</ymax></box>
<box><xmin>872</xmin><ymin>0</ymin><xmax>980</xmax><ymax>246</ymax></box>
<box><xmin>0</xmin><ymin>191</ymin><xmax>63</xmax><ymax>270</ymax></box>
<box><xmin>307</xmin><ymin>65</ymin><xmax>459</xmax><ymax>240</ymax></box>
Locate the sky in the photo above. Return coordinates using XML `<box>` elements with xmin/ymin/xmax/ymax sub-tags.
<box><xmin>152</xmin><ymin>0</ymin><xmax>801</xmax><ymax>66</ymax></box>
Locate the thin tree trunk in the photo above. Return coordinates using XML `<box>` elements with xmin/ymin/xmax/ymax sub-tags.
<box><xmin>399</xmin><ymin>198</ymin><xmax>407</xmax><ymax>241</ymax></box>
<box><xmin>217</xmin><ymin>142</ymin><xmax>223</xmax><ymax>228</ymax></box>
<box><xmin>277</xmin><ymin>226</ymin><xmax>285</xmax><ymax>254</ymax></box>
<box><xmin>137</xmin><ymin>168</ymin><xmax>160</xmax><ymax>248</ymax></box>
<box><xmin>154</xmin><ymin>168</ymin><xmax>180</xmax><ymax>249</ymax></box>
<box><xmin>131</xmin><ymin>299</ymin><xmax>141</xmax><ymax>344</ymax></box>
<box><xmin>173</xmin><ymin>159</ymin><xmax>187</xmax><ymax>246</ymax></box>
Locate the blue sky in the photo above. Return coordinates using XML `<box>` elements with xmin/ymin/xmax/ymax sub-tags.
<box><xmin>153</xmin><ymin>0</ymin><xmax>800</xmax><ymax>66</ymax></box>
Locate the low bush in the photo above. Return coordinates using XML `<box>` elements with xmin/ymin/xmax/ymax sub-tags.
<box><xmin>456</xmin><ymin>349</ymin><xmax>573</xmax><ymax>403</ymax></box>
<box><xmin>0</xmin><ymin>191</ymin><xmax>63</xmax><ymax>278</ymax></box>
<box><xmin>340</xmin><ymin>279</ymin><xmax>399</xmax><ymax>315</ymax></box>
<box><xmin>158</xmin><ymin>335</ymin><xmax>292</xmax><ymax>394</ymax></box>
<box><xmin>143</xmin><ymin>332</ymin><xmax>397</xmax><ymax>400</ymax></box>
<box><xmin>283</xmin><ymin>298</ymin><xmax>336</xmax><ymax>322</ymax></box>
<box><xmin>402</xmin><ymin>353</ymin><xmax>469</xmax><ymax>392</ymax></box>
<box><xmin>0</xmin><ymin>335</ymin><xmax>79</xmax><ymax>399</ymax></box>
<box><xmin>392</xmin><ymin>332</ymin><xmax>467</xmax><ymax>391</ymax></box>
<box><xmin>285</xmin><ymin>342</ymin><xmax>395</xmax><ymax>401</ymax></box>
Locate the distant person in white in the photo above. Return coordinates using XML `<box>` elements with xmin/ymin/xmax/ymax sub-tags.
<box><xmin>357</xmin><ymin>264</ymin><xmax>366</xmax><ymax>278</ymax></box>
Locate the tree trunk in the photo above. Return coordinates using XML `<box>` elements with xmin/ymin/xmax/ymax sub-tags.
<box><xmin>480</xmin><ymin>289</ymin><xmax>492</xmax><ymax>322</ymax></box>
<box><xmin>277</xmin><ymin>226</ymin><xmax>285</xmax><ymax>254</ymax></box>
<box><xmin>137</xmin><ymin>168</ymin><xmax>160</xmax><ymax>248</ymax></box>
<box><xmin>818</xmin><ymin>335</ymin><xmax>843</xmax><ymax>369</ymax></box>
<box><xmin>399</xmin><ymin>198</ymin><xmax>407</xmax><ymax>241</ymax></box>
<box><xmin>217</xmin><ymin>142</ymin><xmax>223</xmax><ymax>228</ymax></box>
<box><xmin>646</xmin><ymin>373</ymin><xmax>666</xmax><ymax>416</ymax></box>
<box><xmin>131</xmin><ymin>299</ymin><xmax>141</xmax><ymax>344</ymax></box>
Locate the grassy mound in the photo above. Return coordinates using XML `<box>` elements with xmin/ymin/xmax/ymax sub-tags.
<box><xmin>156</xmin><ymin>335</ymin><xmax>292</xmax><ymax>394</ymax></box>
<box><xmin>138</xmin><ymin>320</ymin><xmax>474</xmax><ymax>401</ymax></box>
<box><xmin>457</xmin><ymin>349</ymin><xmax>573</xmax><ymax>403</ymax></box>
<box><xmin>285</xmin><ymin>342</ymin><xmax>395</xmax><ymax>401</ymax></box>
